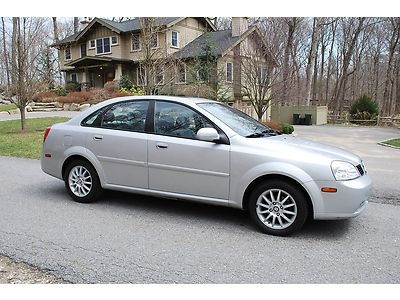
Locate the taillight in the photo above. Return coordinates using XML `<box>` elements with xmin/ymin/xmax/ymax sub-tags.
<box><xmin>43</xmin><ymin>127</ymin><xmax>51</xmax><ymax>143</ymax></box>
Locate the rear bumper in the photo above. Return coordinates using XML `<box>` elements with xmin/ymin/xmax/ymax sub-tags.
<box><xmin>306</xmin><ymin>174</ymin><xmax>372</xmax><ymax>220</ymax></box>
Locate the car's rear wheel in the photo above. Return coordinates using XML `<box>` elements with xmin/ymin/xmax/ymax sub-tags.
<box><xmin>64</xmin><ymin>160</ymin><xmax>102</xmax><ymax>203</ymax></box>
<box><xmin>248</xmin><ymin>180</ymin><xmax>308</xmax><ymax>236</ymax></box>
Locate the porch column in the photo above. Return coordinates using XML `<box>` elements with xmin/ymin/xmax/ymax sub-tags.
<box><xmin>115</xmin><ymin>64</ymin><xmax>123</xmax><ymax>80</ymax></box>
<box><xmin>82</xmin><ymin>68</ymin><xmax>88</xmax><ymax>82</ymax></box>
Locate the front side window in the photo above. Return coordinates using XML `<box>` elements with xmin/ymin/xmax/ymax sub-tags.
<box><xmin>65</xmin><ymin>47</ymin><xmax>71</xmax><ymax>60</ymax></box>
<box><xmin>198</xmin><ymin>103</ymin><xmax>272</xmax><ymax>138</ymax></box>
<box><xmin>171</xmin><ymin>31</ymin><xmax>179</xmax><ymax>47</ymax></box>
<box><xmin>154</xmin><ymin>101</ymin><xmax>214</xmax><ymax>140</ymax></box>
<box><xmin>96</xmin><ymin>37</ymin><xmax>111</xmax><ymax>54</ymax></box>
<box><xmin>132</xmin><ymin>33</ymin><xmax>140</xmax><ymax>51</ymax></box>
<box><xmin>226</xmin><ymin>62</ymin><xmax>233</xmax><ymax>82</ymax></box>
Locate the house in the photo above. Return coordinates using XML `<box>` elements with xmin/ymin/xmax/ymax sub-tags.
<box><xmin>53</xmin><ymin>17</ymin><xmax>277</xmax><ymax>120</ymax></box>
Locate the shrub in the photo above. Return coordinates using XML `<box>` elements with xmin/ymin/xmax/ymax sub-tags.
<box><xmin>281</xmin><ymin>123</ymin><xmax>294</xmax><ymax>134</ymax></box>
<box><xmin>110</xmin><ymin>91</ymin><xmax>132</xmax><ymax>98</ymax></box>
<box><xmin>56</xmin><ymin>95</ymin><xmax>86</xmax><ymax>104</ymax></box>
<box><xmin>104</xmin><ymin>81</ymin><xmax>120</xmax><ymax>93</ymax></box>
<box><xmin>91</xmin><ymin>88</ymin><xmax>109</xmax><ymax>103</ymax></box>
<box><xmin>32</xmin><ymin>91</ymin><xmax>57</xmax><ymax>102</ymax></box>
<box><xmin>68</xmin><ymin>91</ymin><xmax>94</xmax><ymax>102</ymax></box>
<box><xmin>120</xmin><ymin>86</ymin><xmax>145</xmax><ymax>96</ymax></box>
<box><xmin>119</xmin><ymin>75</ymin><xmax>133</xmax><ymax>90</ymax></box>
<box><xmin>52</xmin><ymin>86</ymin><xmax>67</xmax><ymax>96</ymax></box>
<box><xmin>65</xmin><ymin>81</ymin><xmax>81</xmax><ymax>92</ymax></box>
<box><xmin>350</xmin><ymin>95</ymin><xmax>378</xmax><ymax>120</ymax></box>
<box><xmin>264</xmin><ymin>120</ymin><xmax>282</xmax><ymax>132</ymax></box>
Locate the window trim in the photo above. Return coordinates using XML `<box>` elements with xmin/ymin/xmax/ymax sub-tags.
<box><xmin>70</xmin><ymin>73</ymin><xmax>77</xmax><ymax>82</ymax></box>
<box><xmin>171</xmin><ymin>30</ymin><xmax>179</xmax><ymax>48</ymax></box>
<box><xmin>226</xmin><ymin>62</ymin><xmax>233</xmax><ymax>83</ymax></box>
<box><xmin>64</xmin><ymin>46</ymin><xmax>72</xmax><ymax>61</ymax></box>
<box><xmin>88</xmin><ymin>40</ymin><xmax>95</xmax><ymax>49</ymax></box>
<box><xmin>111</xmin><ymin>36</ymin><xmax>118</xmax><ymax>46</ymax></box>
<box><xmin>131</xmin><ymin>33</ymin><xmax>141</xmax><ymax>52</ymax></box>
<box><xmin>95</xmin><ymin>37</ymin><xmax>112</xmax><ymax>55</ymax></box>
<box><xmin>175</xmin><ymin>63</ymin><xmax>186</xmax><ymax>84</ymax></box>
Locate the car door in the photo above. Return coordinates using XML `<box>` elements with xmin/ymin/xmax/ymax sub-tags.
<box><xmin>83</xmin><ymin>100</ymin><xmax>149</xmax><ymax>189</ymax></box>
<box><xmin>147</xmin><ymin>101</ymin><xmax>230</xmax><ymax>200</ymax></box>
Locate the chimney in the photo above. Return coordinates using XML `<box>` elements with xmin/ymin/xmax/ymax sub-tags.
<box><xmin>80</xmin><ymin>17</ymin><xmax>92</xmax><ymax>31</ymax></box>
<box><xmin>232</xmin><ymin>17</ymin><xmax>248</xmax><ymax>37</ymax></box>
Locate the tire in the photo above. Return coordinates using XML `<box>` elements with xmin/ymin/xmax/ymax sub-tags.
<box><xmin>64</xmin><ymin>159</ymin><xmax>102</xmax><ymax>203</ymax></box>
<box><xmin>248</xmin><ymin>180</ymin><xmax>309</xmax><ymax>236</ymax></box>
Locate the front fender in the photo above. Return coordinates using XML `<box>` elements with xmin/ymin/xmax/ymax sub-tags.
<box><xmin>230</xmin><ymin>162</ymin><xmax>321</xmax><ymax>214</ymax></box>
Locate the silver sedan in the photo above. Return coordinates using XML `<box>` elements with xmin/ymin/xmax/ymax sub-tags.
<box><xmin>41</xmin><ymin>96</ymin><xmax>371</xmax><ymax>236</ymax></box>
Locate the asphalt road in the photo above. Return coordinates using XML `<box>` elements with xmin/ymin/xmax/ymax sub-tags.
<box><xmin>0</xmin><ymin>155</ymin><xmax>399</xmax><ymax>283</ymax></box>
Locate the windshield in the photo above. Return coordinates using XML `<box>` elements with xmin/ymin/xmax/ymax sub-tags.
<box><xmin>198</xmin><ymin>103</ymin><xmax>274</xmax><ymax>137</ymax></box>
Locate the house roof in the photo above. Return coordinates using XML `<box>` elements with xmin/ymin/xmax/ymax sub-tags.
<box><xmin>171</xmin><ymin>29</ymin><xmax>241</xmax><ymax>60</ymax></box>
<box><xmin>65</xmin><ymin>56</ymin><xmax>133</xmax><ymax>67</ymax></box>
<box><xmin>172</xmin><ymin>26</ymin><xmax>278</xmax><ymax>66</ymax></box>
<box><xmin>53</xmin><ymin>17</ymin><xmax>216</xmax><ymax>47</ymax></box>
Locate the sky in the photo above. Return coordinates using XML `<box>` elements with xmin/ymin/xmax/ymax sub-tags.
<box><xmin>2</xmin><ymin>0</ymin><xmax>400</xmax><ymax>17</ymax></box>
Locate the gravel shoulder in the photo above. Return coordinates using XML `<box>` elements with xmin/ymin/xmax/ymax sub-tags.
<box><xmin>0</xmin><ymin>255</ymin><xmax>65</xmax><ymax>284</ymax></box>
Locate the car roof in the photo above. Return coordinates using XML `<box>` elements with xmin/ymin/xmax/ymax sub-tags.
<box><xmin>100</xmin><ymin>95</ymin><xmax>218</xmax><ymax>106</ymax></box>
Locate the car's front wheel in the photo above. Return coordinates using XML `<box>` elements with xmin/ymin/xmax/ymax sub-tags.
<box><xmin>248</xmin><ymin>180</ymin><xmax>309</xmax><ymax>236</ymax></box>
<box><xmin>64</xmin><ymin>160</ymin><xmax>102</xmax><ymax>203</ymax></box>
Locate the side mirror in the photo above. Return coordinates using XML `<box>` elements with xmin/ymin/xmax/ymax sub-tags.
<box><xmin>196</xmin><ymin>128</ymin><xmax>220</xmax><ymax>142</ymax></box>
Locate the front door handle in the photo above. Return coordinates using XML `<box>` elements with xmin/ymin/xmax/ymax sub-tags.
<box><xmin>93</xmin><ymin>135</ymin><xmax>103</xmax><ymax>141</ymax></box>
<box><xmin>156</xmin><ymin>142</ymin><xmax>168</xmax><ymax>149</ymax></box>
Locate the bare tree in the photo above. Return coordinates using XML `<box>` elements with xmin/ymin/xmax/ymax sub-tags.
<box><xmin>7</xmin><ymin>17</ymin><xmax>49</xmax><ymax>130</ymax></box>
<box><xmin>382</xmin><ymin>18</ymin><xmax>400</xmax><ymax>115</ymax></box>
<box><xmin>240</xmin><ymin>46</ymin><xmax>278</xmax><ymax>121</ymax></box>
<box><xmin>73</xmin><ymin>17</ymin><xmax>79</xmax><ymax>34</ymax></box>
<box><xmin>1</xmin><ymin>17</ymin><xmax>10</xmax><ymax>88</ymax></box>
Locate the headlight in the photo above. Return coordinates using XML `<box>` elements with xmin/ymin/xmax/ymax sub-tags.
<box><xmin>331</xmin><ymin>161</ymin><xmax>360</xmax><ymax>181</ymax></box>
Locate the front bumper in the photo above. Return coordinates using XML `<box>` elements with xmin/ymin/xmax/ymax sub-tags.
<box><xmin>305</xmin><ymin>174</ymin><xmax>372</xmax><ymax>220</ymax></box>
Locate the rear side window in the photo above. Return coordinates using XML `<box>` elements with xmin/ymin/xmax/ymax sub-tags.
<box><xmin>81</xmin><ymin>101</ymin><xmax>149</xmax><ymax>132</ymax></box>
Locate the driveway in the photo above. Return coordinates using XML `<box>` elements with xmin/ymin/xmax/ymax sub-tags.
<box><xmin>294</xmin><ymin>125</ymin><xmax>400</xmax><ymax>205</ymax></box>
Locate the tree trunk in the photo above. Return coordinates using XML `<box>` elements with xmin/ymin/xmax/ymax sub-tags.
<box><xmin>325</xmin><ymin>19</ymin><xmax>338</xmax><ymax>105</ymax></box>
<box><xmin>305</xmin><ymin>18</ymin><xmax>319</xmax><ymax>106</ymax></box>
<box><xmin>333</xmin><ymin>18</ymin><xmax>365</xmax><ymax>113</ymax></box>
<box><xmin>382</xmin><ymin>18</ymin><xmax>400</xmax><ymax>116</ymax></box>
<box><xmin>282</xmin><ymin>18</ymin><xmax>297</xmax><ymax>104</ymax></box>
<box><xmin>1</xmin><ymin>17</ymin><xmax>10</xmax><ymax>88</ymax></box>
<box><xmin>11</xmin><ymin>17</ymin><xmax>18</xmax><ymax>86</ymax></box>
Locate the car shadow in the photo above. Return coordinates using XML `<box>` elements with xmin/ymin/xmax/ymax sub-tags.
<box><xmin>42</xmin><ymin>184</ymin><xmax>352</xmax><ymax>239</ymax></box>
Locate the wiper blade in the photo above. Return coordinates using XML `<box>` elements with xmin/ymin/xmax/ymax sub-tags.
<box><xmin>245</xmin><ymin>132</ymin><xmax>267</xmax><ymax>138</ymax></box>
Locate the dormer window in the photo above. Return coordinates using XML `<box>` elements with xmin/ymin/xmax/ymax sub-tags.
<box><xmin>89</xmin><ymin>40</ymin><xmax>95</xmax><ymax>49</ymax></box>
<box><xmin>226</xmin><ymin>62</ymin><xmax>233</xmax><ymax>82</ymax></box>
<box><xmin>171</xmin><ymin>31</ymin><xmax>179</xmax><ymax>48</ymax></box>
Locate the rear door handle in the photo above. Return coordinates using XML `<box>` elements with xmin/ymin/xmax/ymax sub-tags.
<box><xmin>93</xmin><ymin>135</ymin><xmax>103</xmax><ymax>141</ymax></box>
<box><xmin>156</xmin><ymin>142</ymin><xmax>168</xmax><ymax>149</ymax></box>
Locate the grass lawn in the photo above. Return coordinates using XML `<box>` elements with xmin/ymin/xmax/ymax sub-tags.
<box><xmin>0</xmin><ymin>103</ymin><xmax>17</xmax><ymax>112</ymax></box>
<box><xmin>382</xmin><ymin>138</ymin><xmax>400</xmax><ymax>148</ymax></box>
<box><xmin>0</xmin><ymin>117</ymin><xmax>69</xmax><ymax>159</ymax></box>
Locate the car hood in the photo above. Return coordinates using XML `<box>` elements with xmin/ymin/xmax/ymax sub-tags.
<box><xmin>245</xmin><ymin>134</ymin><xmax>361</xmax><ymax>166</ymax></box>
